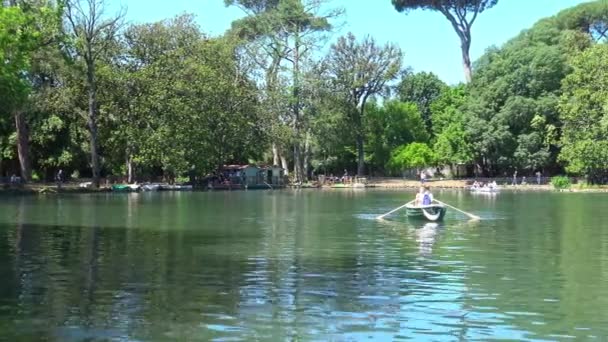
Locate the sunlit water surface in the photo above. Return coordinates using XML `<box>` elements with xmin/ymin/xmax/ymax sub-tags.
<box><xmin>0</xmin><ymin>190</ymin><xmax>607</xmax><ymax>341</ymax></box>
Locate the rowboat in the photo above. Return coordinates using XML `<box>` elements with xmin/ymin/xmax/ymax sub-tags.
<box><xmin>405</xmin><ymin>203</ymin><xmax>447</xmax><ymax>222</ymax></box>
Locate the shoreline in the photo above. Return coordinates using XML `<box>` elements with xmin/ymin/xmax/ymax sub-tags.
<box><xmin>367</xmin><ymin>179</ymin><xmax>554</xmax><ymax>191</ymax></box>
<box><xmin>2</xmin><ymin>178</ymin><xmax>608</xmax><ymax>194</ymax></box>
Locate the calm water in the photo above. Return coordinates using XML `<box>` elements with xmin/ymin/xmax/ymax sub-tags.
<box><xmin>0</xmin><ymin>190</ymin><xmax>607</xmax><ymax>341</ymax></box>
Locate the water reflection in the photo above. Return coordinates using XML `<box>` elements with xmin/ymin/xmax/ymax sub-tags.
<box><xmin>415</xmin><ymin>223</ymin><xmax>439</xmax><ymax>256</ymax></box>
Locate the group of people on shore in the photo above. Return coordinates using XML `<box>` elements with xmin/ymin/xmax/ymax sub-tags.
<box><xmin>472</xmin><ymin>180</ymin><xmax>498</xmax><ymax>189</ymax></box>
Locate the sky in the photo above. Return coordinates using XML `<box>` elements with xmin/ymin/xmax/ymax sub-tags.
<box><xmin>110</xmin><ymin>0</ymin><xmax>590</xmax><ymax>85</ymax></box>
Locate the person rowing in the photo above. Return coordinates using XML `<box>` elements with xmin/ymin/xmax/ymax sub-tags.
<box><xmin>422</xmin><ymin>186</ymin><xmax>433</xmax><ymax>206</ymax></box>
<box><xmin>414</xmin><ymin>186</ymin><xmax>433</xmax><ymax>206</ymax></box>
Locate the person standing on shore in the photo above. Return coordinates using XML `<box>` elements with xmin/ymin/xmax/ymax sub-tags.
<box><xmin>420</xmin><ymin>171</ymin><xmax>426</xmax><ymax>184</ymax></box>
<box><xmin>512</xmin><ymin>170</ymin><xmax>517</xmax><ymax>186</ymax></box>
<box><xmin>536</xmin><ymin>171</ymin><xmax>541</xmax><ymax>185</ymax></box>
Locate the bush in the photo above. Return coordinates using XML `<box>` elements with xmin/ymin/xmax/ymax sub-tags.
<box><xmin>551</xmin><ymin>176</ymin><xmax>571</xmax><ymax>190</ymax></box>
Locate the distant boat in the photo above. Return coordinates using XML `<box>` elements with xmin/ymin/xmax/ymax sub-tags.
<box><xmin>470</xmin><ymin>186</ymin><xmax>500</xmax><ymax>193</ymax></box>
<box><xmin>111</xmin><ymin>184</ymin><xmax>140</xmax><ymax>192</ymax></box>
<box><xmin>141</xmin><ymin>183</ymin><xmax>161</xmax><ymax>191</ymax></box>
<box><xmin>405</xmin><ymin>203</ymin><xmax>447</xmax><ymax>222</ymax></box>
<box><xmin>159</xmin><ymin>184</ymin><xmax>193</xmax><ymax>191</ymax></box>
<box><xmin>330</xmin><ymin>182</ymin><xmax>373</xmax><ymax>189</ymax></box>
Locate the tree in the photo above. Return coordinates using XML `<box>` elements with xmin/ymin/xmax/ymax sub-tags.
<box><xmin>391</xmin><ymin>0</ymin><xmax>498</xmax><ymax>82</ymax></box>
<box><xmin>64</xmin><ymin>0</ymin><xmax>124</xmax><ymax>187</ymax></box>
<box><xmin>388</xmin><ymin>142</ymin><xmax>435</xmax><ymax>172</ymax></box>
<box><xmin>559</xmin><ymin>44</ymin><xmax>608</xmax><ymax>183</ymax></box>
<box><xmin>397</xmin><ymin>71</ymin><xmax>447</xmax><ymax>132</ymax></box>
<box><xmin>461</xmin><ymin>1</ymin><xmax>605</xmax><ymax>176</ymax></box>
<box><xmin>97</xmin><ymin>16</ymin><xmax>265</xmax><ymax>182</ymax></box>
<box><xmin>365</xmin><ymin>100</ymin><xmax>428</xmax><ymax>174</ymax></box>
<box><xmin>0</xmin><ymin>1</ymin><xmax>62</xmax><ymax>181</ymax></box>
<box><xmin>326</xmin><ymin>33</ymin><xmax>402</xmax><ymax>176</ymax></box>
<box><xmin>226</xmin><ymin>0</ymin><xmax>341</xmax><ymax>183</ymax></box>
<box><xmin>0</xmin><ymin>5</ymin><xmax>33</xmax><ymax>180</ymax></box>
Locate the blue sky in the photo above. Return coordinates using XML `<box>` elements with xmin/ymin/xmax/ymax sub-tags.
<box><xmin>112</xmin><ymin>0</ymin><xmax>589</xmax><ymax>84</ymax></box>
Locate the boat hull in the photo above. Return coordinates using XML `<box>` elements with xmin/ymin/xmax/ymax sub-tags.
<box><xmin>405</xmin><ymin>204</ymin><xmax>447</xmax><ymax>222</ymax></box>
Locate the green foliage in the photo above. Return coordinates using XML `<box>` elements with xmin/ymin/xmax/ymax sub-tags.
<box><xmin>397</xmin><ymin>71</ymin><xmax>447</xmax><ymax>131</ymax></box>
<box><xmin>391</xmin><ymin>0</ymin><xmax>498</xmax><ymax>13</ymax></box>
<box><xmin>430</xmin><ymin>85</ymin><xmax>473</xmax><ymax>165</ymax></box>
<box><xmin>462</xmin><ymin>1</ymin><xmax>608</xmax><ymax>175</ymax></box>
<box><xmin>559</xmin><ymin>43</ymin><xmax>608</xmax><ymax>182</ymax></box>
<box><xmin>551</xmin><ymin>176</ymin><xmax>571</xmax><ymax>190</ymax></box>
<box><xmin>98</xmin><ymin>16</ymin><xmax>265</xmax><ymax>178</ymax></box>
<box><xmin>0</xmin><ymin>3</ymin><xmax>61</xmax><ymax>111</ymax></box>
<box><xmin>388</xmin><ymin>142</ymin><xmax>436</xmax><ymax>172</ymax></box>
<box><xmin>0</xmin><ymin>6</ymin><xmax>32</xmax><ymax>109</ymax></box>
<box><xmin>365</xmin><ymin>100</ymin><xmax>428</xmax><ymax>173</ymax></box>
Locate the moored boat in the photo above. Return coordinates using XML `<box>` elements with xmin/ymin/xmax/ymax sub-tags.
<box><xmin>111</xmin><ymin>184</ymin><xmax>141</xmax><ymax>192</ymax></box>
<box><xmin>159</xmin><ymin>184</ymin><xmax>193</xmax><ymax>191</ymax></box>
<box><xmin>405</xmin><ymin>203</ymin><xmax>447</xmax><ymax>222</ymax></box>
<box><xmin>470</xmin><ymin>186</ymin><xmax>500</xmax><ymax>193</ymax></box>
<box><xmin>141</xmin><ymin>183</ymin><xmax>161</xmax><ymax>191</ymax></box>
<box><xmin>112</xmin><ymin>184</ymin><xmax>133</xmax><ymax>192</ymax></box>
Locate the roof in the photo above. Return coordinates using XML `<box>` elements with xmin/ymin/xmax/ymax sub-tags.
<box><xmin>222</xmin><ymin>164</ymin><xmax>284</xmax><ymax>171</ymax></box>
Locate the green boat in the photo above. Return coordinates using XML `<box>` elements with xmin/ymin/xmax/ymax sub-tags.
<box><xmin>405</xmin><ymin>203</ymin><xmax>447</xmax><ymax>222</ymax></box>
<box><xmin>111</xmin><ymin>184</ymin><xmax>130</xmax><ymax>192</ymax></box>
<box><xmin>111</xmin><ymin>184</ymin><xmax>140</xmax><ymax>192</ymax></box>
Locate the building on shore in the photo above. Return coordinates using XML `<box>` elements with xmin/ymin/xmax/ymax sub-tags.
<box><xmin>209</xmin><ymin>164</ymin><xmax>285</xmax><ymax>190</ymax></box>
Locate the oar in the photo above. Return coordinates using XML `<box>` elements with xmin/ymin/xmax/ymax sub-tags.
<box><xmin>376</xmin><ymin>200</ymin><xmax>415</xmax><ymax>220</ymax></box>
<box><xmin>434</xmin><ymin>199</ymin><xmax>481</xmax><ymax>220</ymax></box>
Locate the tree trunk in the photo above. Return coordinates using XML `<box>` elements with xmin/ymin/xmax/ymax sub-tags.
<box><xmin>356</xmin><ymin>133</ymin><xmax>365</xmax><ymax>176</ymax></box>
<box><xmin>293</xmin><ymin>143</ymin><xmax>303</xmax><ymax>183</ymax></box>
<box><xmin>292</xmin><ymin>25</ymin><xmax>304</xmax><ymax>184</ymax></box>
<box><xmin>280</xmin><ymin>155</ymin><xmax>289</xmax><ymax>176</ymax></box>
<box><xmin>354</xmin><ymin>100</ymin><xmax>368</xmax><ymax>177</ymax></box>
<box><xmin>86</xmin><ymin>59</ymin><xmax>101</xmax><ymax>188</ymax></box>
<box><xmin>272</xmin><ymin>143</ymin><xmax>279</xmax><ymax>166</ymax></box>
<box><xmin>303</xmin><ymin>131</ymin><xmax>311</xmax><ymax>180</ymax></box>
<box><xmin>461</xmin><ymin>37</ymin><xmax>472</xmax><ymax>83</ymax></box>
<box><xmin>126</xmin><ymin>153</ymin><xmax>134</xmax><ymax>184</ymax></box>
<box><xmin>14</xmin><ymin>110</ymin><xmax>31</xmax><ymax>182</ymax></box>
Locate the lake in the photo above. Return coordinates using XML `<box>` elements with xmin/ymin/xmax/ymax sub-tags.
<box><xmin>0</xmin><ymin>190</ymin><xmax>607</xmax><ymax>341</ymax></box>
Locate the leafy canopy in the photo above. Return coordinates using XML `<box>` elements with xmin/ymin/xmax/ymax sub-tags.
<box><xmin>392</xmin><ymin>0</ymin><xmax>497</xmax><ymax>13</ymax></box>
<box><xmin>558</xmin><ymin>43</ymin><xmax>608</xmax><ymax>181</ymax></box>
<box><xmin>389</xmin><ymin>142</ymin><xmax>436</xmax><ymax>171</ymax></box>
